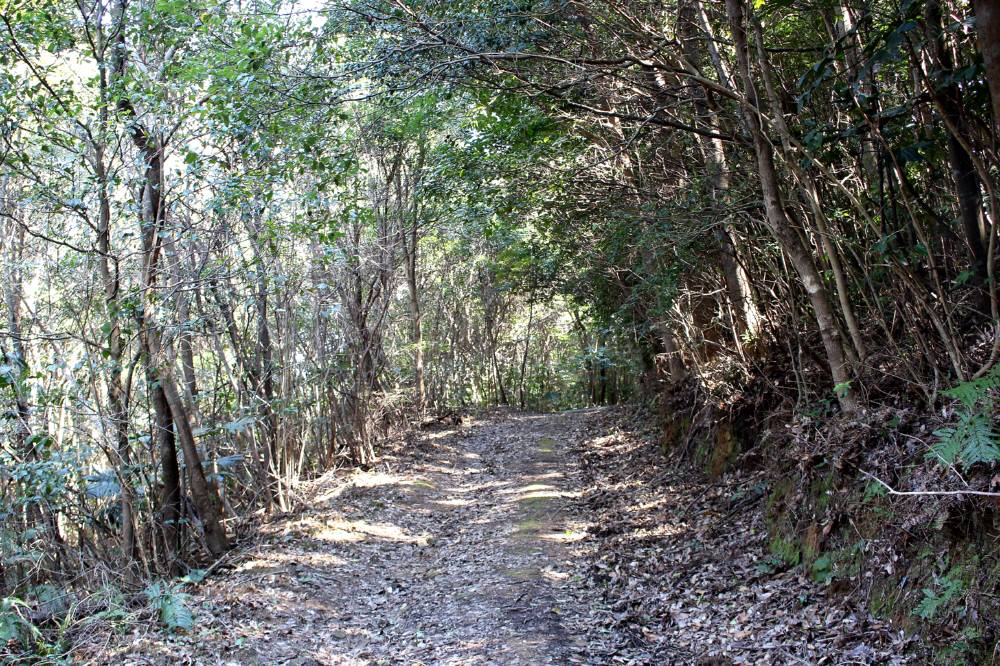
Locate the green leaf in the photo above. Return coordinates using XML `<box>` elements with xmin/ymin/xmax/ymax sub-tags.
<box><xmin>213</xmin><ymin>454</ymin><xmax>244</xmax><ymax>469</ymax></box>
<box><xmin>180</xmin><ymin>569</ymin><xmax>207</xmax><ymax>585</ymax></box>
<box><xmin>960</xmin><ymin>413</ymin><xmax>1000</xmax><ymax>465</ymax></box>
<box><xmin>145</xmin><ymin>583</ymin><xmax>194</xmax><ymax>632</ymax></box>
<box><xmin>954</xmin><ymin>270</ymin><xmax>975</xmax><ymax>286</ymax></box>
<box><xmin>928</xmin><ymin>426</ymin><xmax>961</xmax><ymax>465</ymax></box>
<box><xmin>929</xmin><ymin>411</ymin><xmax>1000</xmax><ymax>469</ymax></box>
<box><xmin>159</xmin><ymin>591</ymin><xmax>193</xmax><ymax>632</ymax></box>
<box><xmin>0</xmin><ymin>597</ymin><xmax>39</xmax><ymax>646</ymax></box>
<box><xmin>941</xmin><ymin>364</ymin><xmax>1000</xmax><ymax>408</ymax></box>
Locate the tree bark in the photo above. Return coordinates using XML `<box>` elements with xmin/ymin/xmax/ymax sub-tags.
<box><xmin>973</xmin><ymin>0</ymin><xmax>1000</xmax><ymax>129</ymax></box>
<box><xmin>518</xmin><ymin>300</ymin><xmax>534</xmax><ymax>410</ymax></box>
<box><xmin>112</xmin><ymin>0</ymin><xmax>229</xmax><ymax>555</ymax></box>
<box><xmin>660</xmin><ymin>325</ymin><xmax>687</xmax><ymax>384</ymax></box>
<box><xmin>928</xmin><ymin>0</ymin><xmax>989</xmax><ymax>288</ymax></box>
<box><xmin>405</xmin><ymin>219</ymin><xmax>425</xmax><ymax>413</ymax></box>
<box><xmin>149</xmin><ymin>375</ymin><xmax>181</xmax><ymax>575</ymax></box>
<box><xmin>157</xmin><ymin>363</ymin><xmax>229</xmax><ymax>555</ymax></box>
<box><xmin>679</xmin><ymin>1</ymin><xmax>759</xmax><ymax>339</ymax></box>
<box><xmin>725</xmin><ymin>0</ymin><xmax>858</xmax><ymax>411</ymax></box>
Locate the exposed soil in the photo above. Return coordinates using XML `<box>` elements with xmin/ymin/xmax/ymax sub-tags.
<box><xmin>98</xmin><ymin>411</ymin><xmax>609</xmax><ymax>665</ymax></box>
<box><xmin>88</xmin><ymin>408</ymin><xmax>918</xmax><ymax>665</ymax></box>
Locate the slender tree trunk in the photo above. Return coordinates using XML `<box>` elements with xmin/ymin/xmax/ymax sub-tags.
<box><xmin>679</xmin><ymin>1</ymin><xmax>757</xmax><ymax>337</ymax></box>
<box><xmin>249</xmin><ymin>223</ymin><xmax>279</xmax><ymax>484</ymax></box>
<box><xmin>750</xmin><ymin>13</ymin><xmax>866</xmax><ymax>364</ymax></box>
<box><xmin>149</xmin><ymin>374</ymin><xmax>181</xmax><ymax>575</ymax></box>
<box><xmin>1</xmin><ymin>221</ymin><xmax>53</xmax><ymax>563</ymax></box>
<box><xmin>127</xmin><ymin>112</ymin><xmax>228</xmax><ymax>557</ymax></box>
<box><xmin>93</xmin><ymin>25</ymin><xmax>140</xmax><ymax>569</ymax></box>
<box><xmin>659</xmin><ymin>325</ymin><xmax>687</xmax><ymax>384</ymax></box>
<box><xmin>175</xmin><ymin>256</ymin><xmax>199</xmax><ymax>407</ymax></box>
<box><xmin>518</xmin><ymin>300</ymin><xmax>534</xmax><ymax>410</ymax></box>
<box><xmin>112</xmin><ymin>0</ymin><xmax>229</xmax><ymax>554</ymax></box>
<box><xmin>405</xmin><ymin>219</ymin><xmax>425</xmax><ymax>412</ymax></box>
<box><xmin>153</xmin><ymin>363</ymin><xmax>228</xmax><ymax>555</ymax></box>
<box><xmin>726</xmin><ymin>0</ymin><xmax>858</xmax><ymax>410</ymax></box>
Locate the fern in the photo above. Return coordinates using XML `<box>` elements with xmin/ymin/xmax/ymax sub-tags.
<box><xmin>941</xmin><ymin>364</ymin><xmax>1000</xmax><ymax>408</ymax></box>
<box><xmin>960</xmin><ymin>412</ymin><xmax>1000</xmax><ymax>465</ymax></box>
<box><xmin>914</xmin><ymin>569</ymin><xmax>966</xmax><ymax>620</ymax></box>
<box><xmin>929</xmin><ymin>426</ymin><xmax>962</xmax><ymax>466</ymax></box>
<box><xmin>930</xmin><ymin>368</ymin><xmax>1000</xmax><ymax>469</ymax></box>
<box><xmin>0</xmin><ymin>597</ymin><xmax>40</xmax><ymax>646</ymax></box>
<box><xmin>929</xmin><ymin>412</ymin><xmax>1000</xmax><ymax>467</ymax></box>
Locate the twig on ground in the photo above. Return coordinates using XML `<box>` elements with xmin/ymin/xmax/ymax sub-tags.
<box><xmin>861</xmin><ymin>471</ymin><xmax>1000</xmax><ymax>498</ymax></box>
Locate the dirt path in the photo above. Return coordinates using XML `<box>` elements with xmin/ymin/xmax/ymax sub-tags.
<box><xmin>100</xmin><ymin>407</ymin><xmax>915</xmax><ymax>665</ymax></box>
<box><xmin>113</xmin><ymin>410</ymin><xmax>612</xmax><ymax>665</ymax></box>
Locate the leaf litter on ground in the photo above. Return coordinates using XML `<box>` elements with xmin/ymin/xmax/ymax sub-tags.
<box><xmin>82</xmin><ymin>407</ymin><xmax>921</xmax><ymax>665</ymax></box>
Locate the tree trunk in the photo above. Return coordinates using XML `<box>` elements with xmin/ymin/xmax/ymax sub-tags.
<box><xmin>751</xmin><ymin>13</ymin><xmax>866</xmax><ymax>364</ymax></box>
<box><xmin>250</xmin><ymin>225</ymin><xmax>279</xmax><ymax>483</ymax></box>
<box><xmin>660</xmin><ymin>325</ymin><xmax>687</xmax><ymax>384</ymax></box>
<box><xmin>94</xmin><ymin>34</ymin><xmax>139</xmax><ymax>569</ymax></box>
<box><xmin>973</xmin><ymin>0</ymin><xmax>1000</xmax><ymax>129</ymax></box>
<box><xmin>150</xmin><ymin>376</ymin><xmax>181</xmax><ymax>575</ymax></box>
<box><xmin>725</xmin><ymin>0</ymin><xmax>858</xmax><ymax>411</ymax></box>
<box><xmin>156</xmin><ymin>365</ymin><xmax>229</xmax><ymax>555</ymax></box>
<box><xmin>518</xmin><ymin>300</ymin><xmax>534</xmax><ymax>411</ymax></box>
<box><xmin>928</xmin><ymin>0</ymin><xmax>989</xmax><ymax>288</ymax></box>
<box><xmin>1</xmin><ymin>218</ymin><xmax>63</xmax><ymax>575</ymax></box>
<box><xmin>679</xmin><ymin>0</ymin><xmax>758</xmax><ymax>338</ymax></box>
<box><xmin>112</xmin><ymin>0</ymin><xmax>229</xmax><ymax>554</ymax></box>
<box><xmin>405</xmin><ymin>217</ymin><xmax>425</xmax><ymax>413</ymax></box>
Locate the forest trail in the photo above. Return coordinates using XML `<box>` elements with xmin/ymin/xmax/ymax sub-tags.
<box><xmin>98</xmin><ymin>408</ymin><xmax>918</xmax><ymax>666</ymax></box>
<box><xmin>115</xmin><ymin>411</ymin><xmax>610</xmax><ymax>665</ymax></box>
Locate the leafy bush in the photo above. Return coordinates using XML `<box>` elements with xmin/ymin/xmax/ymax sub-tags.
<box><xmin>0</xmin><ymin>596</ymin><xmax>40</xmax><ymax>647</ymax></box>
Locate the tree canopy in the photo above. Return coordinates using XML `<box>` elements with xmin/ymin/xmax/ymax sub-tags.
<box><xmin>2</xmin><ymin>0</ymin><xmax>1000</xmax><ymax>660</ymax></box>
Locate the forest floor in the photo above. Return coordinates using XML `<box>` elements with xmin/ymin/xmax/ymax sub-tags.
<box><xmin>91</xmin><ymin>408</ymin><xmax>917</xmax><ymax>665</ymax></box>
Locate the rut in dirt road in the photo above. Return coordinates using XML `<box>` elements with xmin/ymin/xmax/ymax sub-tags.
<box><xmin>116</xmin><ymin>410</ymin><xmax>622</xmax><ymax>665</ymax></box>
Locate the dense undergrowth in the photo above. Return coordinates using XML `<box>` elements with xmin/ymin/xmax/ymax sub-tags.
<box><xmin>651</xmin><ymin>345</ymin><xmax>1000</xmax><ymax>663</ymax></box>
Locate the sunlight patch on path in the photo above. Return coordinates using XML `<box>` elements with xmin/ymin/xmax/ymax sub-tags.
<box><xmin>113</xmin><ymin>411</ymin><xmax>605</xmax><ymax>665</ymax></box>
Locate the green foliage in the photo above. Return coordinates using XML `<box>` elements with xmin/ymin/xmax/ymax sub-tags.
<box><xmin>833</xmin><ymin>380</ymin><xmax>853</xmax><ymax>399</ymax></box>
<box><xmin>863</xmin><ymin>481</ymin><xmax>888</xmax><ymax>502</ymax></box>
<box><xmin>144</xmin><ymin>582</ymin><xmax>194</xmax><ymax>633</ymax></box>
<box><xmin>0</xmin><ymin>596</ymin><xmax>40</xmax><ymax>647</ymax></box>
<box><xmin>1</xmin><ymin>447</ymin><xmax>73</xmax><ymax>509</ymax></box>
<box><xmin>929</xmin><ymin>367</ymin><xmax>1000</xmax><ymax>469</ymax></box>
<box><xmin>914</xmin><ymin>566</ymin><xmax>966</xmax><ymax>620</ymax></box>
<box><xmin>810</xmin><ymin>540</ymin><xmax>867</xmax><ymax>584</ymax></box>
<box><xmin>754</xmin><ymin>554</ymin><xmax>786</xmax><ymax>575</ymax></box>
<box><xmin>84</xmin><ymin>470</ymin><xmax>122</xmax><ymax>500</ymax></box>
<box><xmin>769</xmin><ymin>535</ymin><xmax>801</xmax><ymax>567</ymax></box>
<box><xmin>941</xmin><ymin>365</ymin><xmax>1000</xmax><ymax>409</ymax></box>
<box><xmin>934</xmin><ymin>626</ymin><xmax>983</xmax><ymax>665</ymax></box>
<box><xmin>930</xmin><ymin>412</ymin><xmax>1000</xmax><ymax>467</ymax></box>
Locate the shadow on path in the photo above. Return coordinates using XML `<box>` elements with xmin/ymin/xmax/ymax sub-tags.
<box><xmin>113</xmin><ymin>410</ymin><xmax>608</xmax><ymax>666</ymax></box>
